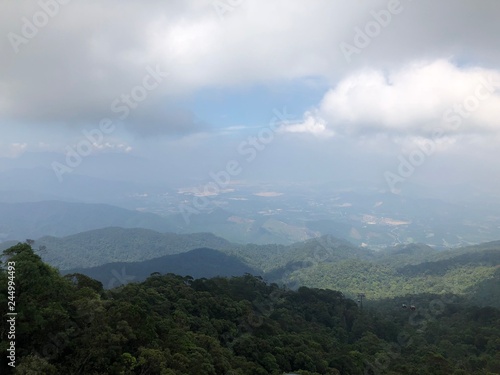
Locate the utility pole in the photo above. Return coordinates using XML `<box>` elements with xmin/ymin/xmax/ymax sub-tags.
<box><xmin>357</xmin><ymin>293</ymin><xmax>366</xmax><ymax>310</ymax></box>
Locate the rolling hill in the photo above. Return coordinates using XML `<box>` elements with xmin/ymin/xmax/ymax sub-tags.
<box><xmin>285</xmin><ymin>241</ymin><xmax>500</xmax><ymax>306</ymax></box>
<box><xmin>11</xmin><ymin>226</ymin><xmax>498</xmax><ymax>307</ymax></box>
<box><xmin>63</xmin><ymin>247</ymin><xmax>259</xmax><ymax>288</ymax></box>
<box><xmin>36</xmin><ymin>227</ymin><xmax>232</xmax><ymax>269</ymax></box>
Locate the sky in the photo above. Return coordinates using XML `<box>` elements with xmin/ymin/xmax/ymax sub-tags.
<box><xmin>1</xmin><ymin>0</ymin><xmax>500</xmax><ymax>198</ymax></box>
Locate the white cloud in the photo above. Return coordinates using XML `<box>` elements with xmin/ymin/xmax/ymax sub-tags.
<box><xmin>0</xmin><ymin>142</ymin><xmax>28</xmax><ymax>158</ymax></box>
<box><xmin>281</xmin><ymin>111</ymin><xmax>333</xmax><ymax>137</ymax></box>
<box><xmin>93</xmin><ymin>142</ymin><xmax>133</xmax><ymax>153</ymax></box>
<box><xmin>3</xmin><ymin>0</ymin><xmax>500</xmax><ymax>138</ymax></box>
<box><xmin>310</xmin><ymin>60</ymin><xmax>500</xmax><ymax>138</ymax></box>
<box><xmin>1</xmin><ymin>0</ymin><xmax>500</xmax><ymax>195</ymax></box>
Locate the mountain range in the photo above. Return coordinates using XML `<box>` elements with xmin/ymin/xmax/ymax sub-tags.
<box><xmin>63</xmin><ymin>247</ymin><xmax>258</xmax><ymax>288</ymax></box>
<box><xmin>7</xmin><ymin>226</ymin><xmax>496</xmax><ymax>307</ymax></box>
<box><xmin>2</xmin><ymin>165</ymin><xmax>500</xmax><ymax>248</ymax></box>
<box><xmin>0</xmin><ymin>201</ymin><xmax>174</xmax><ymax>242</ymax></box>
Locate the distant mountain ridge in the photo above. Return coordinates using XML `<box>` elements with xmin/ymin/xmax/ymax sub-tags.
<box><xmin>0</xmin><ymin>200</ymin><xmax>174</xmax><ymax>241</ymax></box>
<box><xmin>63</xmin><ymin>247</ymin><xmax>259</xmax><ymax>288</ymax></box>
<box><xmin>5</xmin><ymin>225</ymin><xmax>498</xmax><ymax>307</ymax></box>
<box><xmin>37</xmin><ymin>227</ymin><xmax>232</xmax><ymax>269</ymax></box>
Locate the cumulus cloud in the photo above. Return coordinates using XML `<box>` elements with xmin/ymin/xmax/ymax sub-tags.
<box><xmin>281</xmin><ymin>111</ymin><xmax>333</xmax><ymax>137</ymax></box>
<box><xmin>2</xmin><ymin>0</ymin><xmax>500</xmax><ymax>139</ymax></box>
<box><xmin>310</xmin><ymin>60</ymin><xmax>500</xmax><ymax>138</ymax></box>
<box><xmin>1</xmin><ymin>0</ymin><xmax>500</xmax><ymax>196</ymax></box>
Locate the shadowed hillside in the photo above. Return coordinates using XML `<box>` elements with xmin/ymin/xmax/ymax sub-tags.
<box><xmin>63</xmin><ymin>247</ymin><xmax>259</xmax><ymax>288</ymax></box>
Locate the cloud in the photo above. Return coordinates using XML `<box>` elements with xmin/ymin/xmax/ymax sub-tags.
<box><xmin>92</xmin><ymin>142</ymin><xmax>133</xmax><ymax>153</ymax></box>
<box><xmin>0</xmin><ymin>1</ymin><xmax>207</xmax><ymax>137</ymax></box>
<box><xmin>308</xmin><ymin>60</ymin><xmax>500</xmax><ymax>138</ymax></box>
<box><xmin>0</xmin><ymin>0</ymin><xmax>499</xmax><ymax>199</ymax></box>
<box><xmin>2</xmin><ymin>0</ymin><xmax>499</xmax><ymax>140</ymax></box>
<box><xmin>0</xmin><ymin>143</ymin><xmax>28</xmax><ymax>158</ymax></box>
<box><xmin>281</xmin><ymin>111</ymin><xmax>333</xmax><ymax>137</ymax></box>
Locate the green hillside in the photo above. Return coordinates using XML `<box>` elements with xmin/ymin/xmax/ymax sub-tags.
<box><xmin>21</xmin><ymin>229</ymin><xmax>500</xmax><ymax>308</ymax></box>
<box><xmin>1</xmin><ymin>243</ymin><xmax>499</xmax><ymax>374</ymax></box>
<box><xmin>38</xmin><ymin>227</ymin><xmax>232</xmax><ymax>269</ymax></box>
<box><xmin>270</xmin><ymin>241</ymin><xmax>500</xmax><ymax>306</ymax></box>
<box><xmin>63</xmin><ymin>247</ymin><xmax>259</xmax><ymax>288</ymax></box>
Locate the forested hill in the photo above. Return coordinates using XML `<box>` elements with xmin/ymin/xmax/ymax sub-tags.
<box><xmin>285</xmin><ymin>241</ymin><xmax>500</xmax><ymax>306</ymax></box>
<box><xmin>24</xmin><ymin>228</ymin><xmax>368</xmax><ymax>271</ymax></box>
<box><xmin>1</xmin><ymin>243</ymin><xmax>500</xmax><ymax>374</ymax></box>
<box><xmin>12</xmin><ymin>228</ymin><xmax>499</xmax><ymax>307</ymax></box>
<box><xmin>37</xmin><ymin>227</ymin><xmax>232</xmax><ymax>269</ymax></box>
<box><xmin>63</xmin><ymin>247</ymin><xmax>259</xmax><ymax>288</ymax></box>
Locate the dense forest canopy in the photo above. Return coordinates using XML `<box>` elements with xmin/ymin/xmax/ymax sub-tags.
<box><xmin>30</xmin><ymin>228</ymin><xmax>499</xmax><ymax>308</ymax></box>
<box><xmin>1</xmin><ymin>243</ymin><xmax>499</xmax><ymax>374</ymax></box>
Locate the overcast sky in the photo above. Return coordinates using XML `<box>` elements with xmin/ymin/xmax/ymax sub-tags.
<box><xmin>1</xmin><ymin>0</ymin><xmax>499</xmax><ymax>196</ymax></box>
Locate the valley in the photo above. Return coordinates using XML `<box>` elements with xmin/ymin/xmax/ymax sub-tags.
<box><xmin>3</xmin><ymin>224</ymin><xmax>497</xmax><ymax>308</ymax></box>
<box><xmin>2</xmin><ymin>2</ymin><xmax>500</xmax><ymax>373</ymax></box>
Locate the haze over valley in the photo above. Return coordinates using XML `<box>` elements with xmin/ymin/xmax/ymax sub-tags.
<box><xmin>1</xmin><ymin>1</ymin><xmax>500</xmax><ymax>374</ymax></box>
